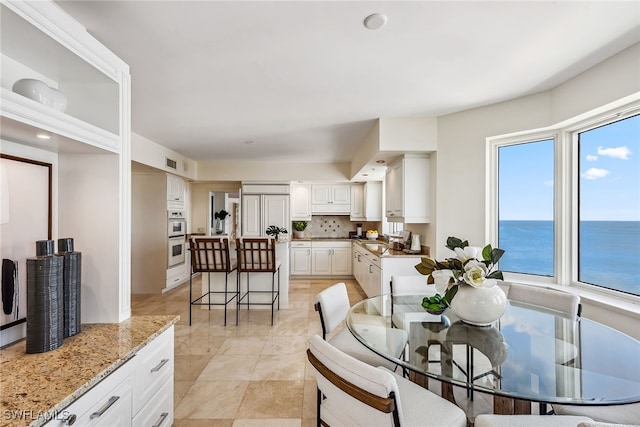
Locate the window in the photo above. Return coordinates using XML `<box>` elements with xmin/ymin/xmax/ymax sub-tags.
<box><xmin>498</xmin><ymin>139</ymin><xmax>555</xmax><ymax>276</ymax></box>
<box><xmin>490</xmin><ymin>105</ymin><xmax>640</xmax><ymax>298</ymax></box>
<box><xmin>577</xmin><ymin>115</ymin><xmax>640</xmax><ymax>296</ymax></box>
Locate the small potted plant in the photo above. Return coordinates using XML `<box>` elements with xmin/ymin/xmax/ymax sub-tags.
<box><xmin>265</xmin><ymin>225</ymin><xmax>288</xmax><ymax>241</ymax></box>
<box><xmin>292</xmin><ymin>221</ymin><xmax>308</xmax><ymax>239</ymax></box>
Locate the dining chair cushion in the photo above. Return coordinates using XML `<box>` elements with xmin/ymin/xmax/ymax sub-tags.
<box><xmin>553</xmin><ymin>402</ymin><xmax>640</xmax><ymax>425</ymax></box>
<box><xmin>475</xmin><ymin>414</ymin><xmax>594</xmax><ymax>427</ymax></box>
<box><xmin>329</xmin><ymin>324</ymin><xmax>408</xmax><ymax>372</ymax></box>
<box><xmin>316</xmin><ymin>282</ymin><xmax>351</xmax><ymax>334</ymax></box>
<box><xmin>506</xmin><ymin>283</ymin><xmax>581</xmax><ymax>318</ymax></box>
<box><xmin>390</xmin><ymin>275</ymin><xmax>440</xmax><ymax>332</ymax></box>
<box><xmin>308</xmin><ymin>335</ymin><xmax>466</xmax><ymax>427</ymax></box>
<box><xmin>578</xmin><ymin>421</ymin><xmax>640</xmax><ymax>427</ymax></box>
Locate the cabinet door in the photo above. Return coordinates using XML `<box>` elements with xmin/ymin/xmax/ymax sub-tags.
<box><xmin>350</xmin><ymin>184</ymin><xmax>365</xmax><ymax>220</ymax></box>
<box><xmin>385</xmin><ymin>162</ymin><xmax>403</xmax><ymax>220</ymax></box>
<box><xmin>263</xmin><ymin>194</ymin><xmax>290</xmax><ymax>232</ymax></box>
<box><xmin>311</xmin><ymin>248</ymin><xmax>332</xmax><ymax>275</ymax></box>
<box><xmin>291</xmin><ymin>184</ymin><xmax>312</xmax><ymax>220</ymax></box>
<box><xmin>311</xmin><ymin>185</ymin><xmax>331</xmax><ymax>204</ymax></box>
<box><xmin>332</xmin><ymin>185</ymin><xmax>351</xmax><ymax>204</ymax></box>
<box><xmin>291</xmin><ymin>247</ymin><xmax>312</xmax><ymax>275</ymax></box>
<box><xmin>364</xmin><ymin>181</ymin><xmax>382</xmax><ymax>221</ymax></box>
<box><xmin>331</xmin><ymin>247</ymin><xmax>352</xmax><ymax>275</ymax></box>
<box><xmin>242</xmin><ymin>195</ymin><xmax>261</xmax><ymax>237</ymax></box>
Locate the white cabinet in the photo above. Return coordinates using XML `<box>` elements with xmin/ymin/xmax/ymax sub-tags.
<box><xmin>290</xmin><ymin>241</ymin><xmax>312</xmax><ymax>275</ymax></box>
<box><xmin>311</xmin><ymin>241</ymin><xmax>352</xmax><ymax>275</ymax></box>
<box><xmin>352</xmin><ymin>243</ymin><xmax>423</xmax><ymax>297</ymax></box>
<box><xmin>242</xmin><ymin>193</ymin><xmax>290</xmax><ymax>237</ymax></box>
<box><xmin>166</xmin><ymin>173</ymin><xmax>186</xmax><ymax>209</ymax></box>
<box><xmin>385</xmin><ymin>155</ymin><xmax>430</xmax><ymax>223</ymax></box>
<box><xmin>46</xmin><ymin>362</ymin><xmax>133</xmax><ymax>427</ymax></box>
<box><xmin>132</xmin><ymin>327</ymin><xmax>174</xmax><ymax>427</ymax></box>
<box><xmin>45</xmin><ymin>326</ymin><xmax>174</xmax><ymax>427</ymax></box>
<box><xmin>351</xmin><ymin>182</ymin><xmax>382</xmax><ymax>221</ymax></box>
<box><xmin>311</xmin><ymin>184</ymin><xmax>351</xmax><ymax>214</ymax></box>
<box><xmin>291</xmin><ymin>184</ymin><xmax>312</xmax><ymax>220</ymax></box>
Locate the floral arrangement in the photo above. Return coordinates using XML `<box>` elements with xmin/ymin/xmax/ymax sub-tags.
<box><xmin>415</xmin><ymin>236</ymin><xmax>505</xmax><ymax>313</ymax></box>
<box><xmin>214</xmin><ymin>209</ymin><xmax>229</xmax><ymax>220</ymax></box>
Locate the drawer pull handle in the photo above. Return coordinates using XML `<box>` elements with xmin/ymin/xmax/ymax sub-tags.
<box><xmin>151</xmin><ymin>358</ymin><xmax>170</xmax><ymax>373</ymax></box>
<box><xmin>152</xmin><ymin>412</ymin><xmax>169</xmax><ymax>427</ymax></box>
<box><xmin>59</xmin><ymin>413</ymin><xmax>77</xmax><ymax>425</ymax></box>
<box><xmin>90</xmin><ymin>396</ymin><xmax>119</xmax><ymax>419</ymax></box>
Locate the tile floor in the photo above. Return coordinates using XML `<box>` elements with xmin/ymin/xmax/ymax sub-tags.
<box><xmin>131</xmin><ymin>276</ymin><xmax>501</xmax><ymax>426</ymax></box>
<box><xmin>131</xmin><ymin>277</ymin><xmax>368</xmax><ymax>427</ymax></box>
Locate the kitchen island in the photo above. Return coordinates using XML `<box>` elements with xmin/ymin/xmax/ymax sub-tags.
<box><xmin>0</xmin><ymin>315</ymin><xmax>178</xmax><ymax>427</ymax></box>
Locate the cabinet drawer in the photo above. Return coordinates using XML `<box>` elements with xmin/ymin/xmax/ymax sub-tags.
<box><xmin>132</xmin><ymin>376</ymin><xmax>173</xmax><ymax>427</ymax></box>
<box><xmin>133</xmin><ymin>327</ymin><xmax>174</xmax><ymax>416</ymax></box>
<box><xmin>46</xmin><ymin>362</ymin><xmax>133</xmax><ymax>427</ymax></box>
<box><xmin>311</xmin><ymin>241</ymin><xmax>352</xmax><ymax>248</ymax></box>
<box><xmin>290</xmin><ymin>241</ymin><xmax>311</xmax><ymax>248</ymax></box>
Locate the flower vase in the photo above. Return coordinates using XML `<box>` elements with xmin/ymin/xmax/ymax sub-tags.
<box><xmin>215</xmin><ymin>219</ymin><xmax>224</xmax><ymax>235</ymax></box>
<box><xmin>449</xmin><ymin>284</ymin><xmax>507</xmax><ymax>326</ymax></box>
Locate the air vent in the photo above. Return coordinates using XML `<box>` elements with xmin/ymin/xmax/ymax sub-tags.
<box><xmin>166</xmin><ymin>158</ymin><xmax>177</xmax><ymax>170</ymax></box>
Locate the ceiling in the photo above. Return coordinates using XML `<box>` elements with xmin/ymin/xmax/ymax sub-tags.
<box><xmin>55</xmin><ymin>1</ymin><xmax>640</xmax><ymax>168</ymax></box>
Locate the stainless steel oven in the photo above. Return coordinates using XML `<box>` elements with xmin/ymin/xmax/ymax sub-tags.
<box><xmin>168</xmin><ymin>235</ymin><xmax>186</xmax><ymax>267</ymax></box>
<box><xmin>168</xmin><ymin>210</ymin><xmax>186</xmax><ymax>237</ymax></box>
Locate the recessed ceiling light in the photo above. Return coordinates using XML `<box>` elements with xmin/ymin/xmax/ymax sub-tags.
<box><xmin>364</xmin><ymin>13</ymin><xmax>387</xmax><ymax>30</ymax></box>
<box><xmin>362</xmin><ymin>173</ymin><xmax>369</xmax><ymax>177</ymax></box>
<box><xmin>375</xmin><ymin>160</ymin><xmax>386</xmax><ymax>164</ymax></box>
<box><xmin>36</xmin><ymin>133</ymin><xmax>51</xmax><ymax>140</ymax></box>
<box><xmin>244</xmin><ymin>140</ymin><xmax>255</xmax><ymax>145</ymax></box>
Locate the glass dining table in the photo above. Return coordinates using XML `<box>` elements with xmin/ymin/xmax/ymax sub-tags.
<box><xmin>345</xmin><ymin>294</ymin><xmax>640</xmax><ymax>415</ymax></box>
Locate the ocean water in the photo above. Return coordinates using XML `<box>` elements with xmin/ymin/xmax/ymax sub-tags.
<box><xmin>498</xmin><ymin>220</ymin><xmax>640</xmax><ymax>296</ymax></box>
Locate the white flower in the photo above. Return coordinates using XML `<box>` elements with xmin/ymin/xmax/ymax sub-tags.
<box><xmin>431</xmin><ymin>270</ymin><xmax>454</xmax><ymax>293</ymax></box>
<box><xmin>454</xmin><ymin>246</ymin><xmax>480</xmax><ymax>263</ymax></box>
<box><xmin>462</xmin><ymin>260</ymin><xmax>496</xmax><ymax>288</ymax></box>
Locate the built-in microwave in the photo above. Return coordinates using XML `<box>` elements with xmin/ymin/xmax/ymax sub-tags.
<box><xmin>168</xmin><ymin>210</ymin><xmax>186</xmax><ymax>237</ymax></box>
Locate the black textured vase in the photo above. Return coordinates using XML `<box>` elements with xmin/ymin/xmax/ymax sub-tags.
<box><xmin>57</xmin><ymin>238</ymin><xmax>81</xmax><ymax>338</ymax></box>
<box><xmin>26</xmin><ymin>240</ymin><xmax>64</xmax><ymax>353</ymax></box>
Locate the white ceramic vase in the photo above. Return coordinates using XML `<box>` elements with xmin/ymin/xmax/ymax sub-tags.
<box><xmin>12</xmin><ymin>78</ymin><xmax>67</xmax><ymax>112</ymax></box>
<box><xmin>449</xmin><ymin>283</ymin><xmax>507</xmax><ymax>326</ymax></box>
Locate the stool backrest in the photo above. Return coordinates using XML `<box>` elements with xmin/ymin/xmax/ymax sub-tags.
<box><xmin>190</xmin><ymin>238</ymin><xmax>234</xmax><ymax>273</ymax></box>
<box><xmin>236</xmin><ymin>238</ymin><xmax>277</xmax><ymax>272</ymax></box>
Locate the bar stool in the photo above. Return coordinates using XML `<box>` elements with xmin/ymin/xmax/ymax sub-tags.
<box><xmin>235</xmin><ymin>238</ymin><xmax>280</xmax><ymax>325</ymax></box>
<box><xmin>189</xmin><ymin>237</ymin><xmax>238</xmax><ymax>326</ymax></box>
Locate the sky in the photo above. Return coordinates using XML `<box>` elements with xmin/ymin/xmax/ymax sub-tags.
<box><xmin>499</xmin><ymin>113</ymin><xmax>640</xmax><ymax>221</ymax></box>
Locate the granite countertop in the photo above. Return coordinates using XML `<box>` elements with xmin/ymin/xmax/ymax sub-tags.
<box><xmin>0</xmin><ymin>315</ymin><xmax>179</xmax><ymax>427</ymax></box>
<box><xmin>291</xmin><ymin>237</ymin><xmax>429</xmax><ymax>258</ymax></box>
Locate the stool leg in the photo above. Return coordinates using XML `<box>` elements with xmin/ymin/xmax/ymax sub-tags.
<box><xmin>223</xmin><ymin>273</ymin><xmax>228</xmax><ymax>326</ymax></box>
<box><xmin>235</xmin><ymin>270</ymin><xmax>239</xmax><ymax>325</ymax></box>
<box><xmin>277</xmin><ymin>268</ymin><xmax>280</xmax><ymax>311</ymax></box>
<box><xmin>271</xmin><ymin>271</ymin><xmax>275</xmax><ymax>326</ymax></box>
<box><xmin>208</xmin><ymin>273</ymin><xmax>211</xmax><ymax>310</ymax></box>
<box><xmin>189</xmin><ymin>271</ymin><xmax>193</xmax><ymax>326</ymax></box>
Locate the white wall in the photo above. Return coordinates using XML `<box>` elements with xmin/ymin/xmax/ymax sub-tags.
<box><xmin>196</xmin><ymin>161</ymin><xmax>351</xmax><ymax>182</ymax></box>
<box><xmin>132</xmin><ymin>132</ymin><xmax>197</xmax><ymax>180</ymax></box>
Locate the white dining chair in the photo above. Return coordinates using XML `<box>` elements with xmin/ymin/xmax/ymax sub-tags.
<box><xmin>315</xmin><ymin>282</ymin><xmax>407</xmax><ymax>372</ymax></box>
<box><xmin>552</xmin><ymin>402</ymin><xmax>640</xmax><ymax>425</ymax></box>
<box><xmin>474</xmin><ymin>414</ymin><xmax>595</xmax><ymax>427</ymax></box>
<box><xmin>503</xmin><ymin>282</ymin><xmax>582</xmax><ymax>319</ymax></box>
<box><xmin>307</xmin><ymin>334</ymin><xmax>467</xmax><ymax>427</ymax></box>
<box><xmin>390</xmin><ymin>275</ymin><xmax>440</xmax><ymax>331</ymax></box>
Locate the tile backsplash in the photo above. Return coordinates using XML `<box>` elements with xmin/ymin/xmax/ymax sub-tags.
<box><xmin>301</xmin><ymin>216</ymin><xmax>381</xmax><ymax>239</ymax></box>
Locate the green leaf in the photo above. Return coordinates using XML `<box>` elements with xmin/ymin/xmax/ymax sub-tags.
<box><xmin>491</xmin><ymin>248</ymin><xmax>505</xmax><ymax>264</ymax></box>
<box><xmin>482</xmin><ymin>244</ymin><xmax>492</xmax><ymax>261</ymax></box>
<box><xmin>444</xmin><ymin>284</ymin><xmax>458</xmax><ymax>306</ymax></box>
<box><xmin>487</xmin><ymin>270</ymin><xmax>504</xmax><ymax>280</ymax></box>
<box><xmin>445</xmin><ymin>236</ymin><xmax>465</xmax><ymax>250</ymax></box>
<box><xmin>415</xmin><ymin>257</ymin><xmax>436</xmax><ymax>276</ymax></box>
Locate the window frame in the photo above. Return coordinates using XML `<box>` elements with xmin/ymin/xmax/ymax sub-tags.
<box><xmin>487</xmin><ymin>99</ymin><xmax>640</xmax><ymax>302</ymax></box>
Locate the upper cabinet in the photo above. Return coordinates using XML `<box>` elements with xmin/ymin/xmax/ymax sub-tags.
<box><xmin>290</xmin><ymin>183</ymin><xmax>312</xmax><ymax>220</ymax></box>
<box><xmin>166</xmin><ymin>174</ymin><xmax>186</xmax><ymax>210</ymax></box>
<box><xmin>350</xmin><ymin>182</ymin><xmax>382</xmax><ymax>221</ymax></box>
<box><xmin>385</xmin><ymin>155</ymin><xmax>430</xmax><ymax>223</ymax></box>
<box><xmin>0</xmin><ymin>1</ymin><xmax>129</xmax><ymax>153</ymax></box>
<box><xmin>311</xmin><ymin>184</ymin><xmax>350</xmax><ymax>214</ymax></box>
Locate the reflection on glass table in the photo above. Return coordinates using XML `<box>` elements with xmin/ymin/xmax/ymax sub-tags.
<box><xmin>345</xmin><ymin>294</ymin><xmax>640</xmax><ymax>414</ymax></box>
